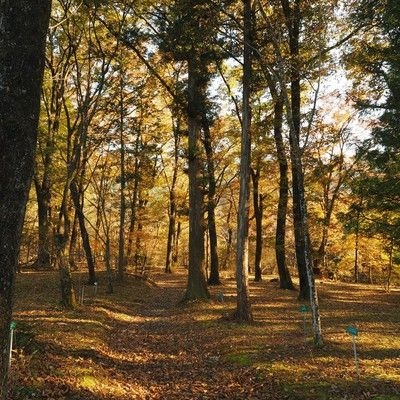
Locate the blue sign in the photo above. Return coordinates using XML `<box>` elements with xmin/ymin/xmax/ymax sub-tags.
<box><xmin>299</xmin><ymin>305</ymin><xmax>309</xmax><ymax>313</ymax></box>
<box><xmin>346</xmin><ymin>326</ymin><xmax>359</xmax><ymax>336</ymax></box>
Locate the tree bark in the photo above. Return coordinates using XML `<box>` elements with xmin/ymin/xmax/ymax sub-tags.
<box><xmin>0</xmin><ymin>1</ymin><xmax>51</xmax><ymax>397</ymax></box>
<box><xmin>273</xmin><ymin>97</ymin><xmax>295</xmax><ymax>290</ymax></box>
<box><xmin>202</xmin><ymin>116</ymin><xmax>221</xmax><ymax>285</ymax></box>
<box><xmin>235</xmin><ymin>0</ymin><xmax>253</xmax><ymax>322</ymax></box>
<box><xmin>70</xmin><ymin>179</ymin><xmax>97</xmax><ymax>284</ymax></box>
<box><xmin>250</xmin><ymin>166</ymin><xmax>263</xmax><ymax>282</ymax></box>
<box><xmin>165</xmin><ymin>120</ymin><xmax>180</xmax><ymax>273</ymax></box>
<box><xmin>280</xmin><ymin>0</ymin><xmax>323</xmax><ymax>346</ymax></box>
<box><xmin>34</xmin><ymin>176</ymin><xmax>53</xmax><ymax>269</ymax></box>
<box><xmin>280</xmin><ymin>0</ymin><xmax>311</xmax><ymax>300</ymax></box>
<box><xmin>183</xmin><ymin>57</ymin><xmax>210</xmax><ymax>301</ymax></box>
<box><xmin>118</xmin><ymin>71</ymin><xmax>127</xmax><ymax>281</ymax></box>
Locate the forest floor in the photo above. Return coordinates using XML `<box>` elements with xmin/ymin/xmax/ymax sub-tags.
<box><xmin>8</xmin><ymin>267</ymin><xmax>400</xmax><ymax>400</ymax></box>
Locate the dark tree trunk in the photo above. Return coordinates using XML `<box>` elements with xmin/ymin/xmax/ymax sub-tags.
<box><xmin>0</xmin><ymin>1</ymin><xmax>51</xmax><ymax>396</ymax></box>
<box><xmin>183</xmin><ymin>57</ymin><xmax>210</xmax><ymax>301</ymax></box>
<box><xmin>70</xmin><ymin>179</ymin><xmax>97</xmax><ymax>284</ymax></box>
<box><xmin>281</xmin><ymin>0</ymin><xmax>311</xmax><ymax>300</ymax></box>
<box><xmin>273</xmin><ymin>97</ymin><xmax>295</xmax><ymax>290</ymax></box>
<box><xmin>281</xmin><ymin>0</ymin><xmax>323</xmax><ymax>346</ymax></box>
<box><xmin>165</xmin><ymin>187</ymin><xmax>177</xmax><ymax>273</ymax></box>
<box><xmin>235</xmin><ymin>0</ymin><xmax>253</xmax><ymax>323</ymax></box>
<box><xmin>118</xmin><ymin>73</ymin><xmax>127</xmax><ymax>281</ymax></box>
<box><xmin>354</xmin><ymin>209</ymin><xmax>360</xmax><ymax>283</ymax></box>
<box><xmin>222</xmin><ymin>200</ymin><xmax>234</xmax><ymax>270</ymax></box>
<box><xmin>250</xmin><ymin>166</ymin><xmax>263</xmax><ymax>282</ymax></box>
<box><xmin>202</xmin><ymin>117</ymin><xmax>221</xmax><ymax>285</ymax></box>
<box><xmin>165</xmin><ymin>124</ymin><xmax>180</xmax><ymax>273</ymax></box>
<box><xmin>34</xmin><ymin>177</ymin><xmax>53</xmax><ymax>269</ymax></box>
<box><xmin>126</xmin><ymin>136</ymin><xmax>140</xmax><ymax>265</ymax></box>
<box><xmin>68</xmin><ymin>212</ymin><xmax>78</xmax><ymax>271</ymax></box>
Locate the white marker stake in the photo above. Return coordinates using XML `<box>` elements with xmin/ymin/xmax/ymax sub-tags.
<box><xmin>352</xmin><ymin>336</ymin><xmax>360</xmax><ymax>379</ymax></box>
<box><xmin>9</xmin><ymin>322</ymin><xmax>16</xmax><ymax>370</ymax></box>
<box><xmin>346</xmin><ymin>326</ymin><xmax>360</xmax><ymax>379</ymax></box>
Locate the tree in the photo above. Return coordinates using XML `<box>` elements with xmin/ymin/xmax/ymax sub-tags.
<box><xmin>347</xmin><ymin>0</ymin><xmax>400</xmax><ymax>284</ymax></box>
<box><xmin>0</xmin><ymin>1</ymin><xmax>51</xmax><ymax>397</ymax></box>
<box><xmin>235</xmin><ymin>0</ymin><xmax>254</xmax><ymax>322</ymax></box>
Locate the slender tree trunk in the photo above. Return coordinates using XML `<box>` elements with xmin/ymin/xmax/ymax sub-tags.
<box><xmin>202</xmin><ymin>117</ymin><xmax>221</xmax><ymax>285</ymax></box>
<box><xmin>126</xmin><ymin>135</ymin><xmax>140</xmax><ymax>263</ymax></box>
<box><xmin>235</xmin><ymin>0</ymin><xmax>253</xmax><ymax>322</ymax></box>
<box><xmin>173</xmin><ymin>220</ymin><xmax>181</xmax><ymax>265</ymax></box>
<box><xmin>68</xmin><ymin>212</ymin><xmax>78</xmax><ymax>270</ymax></box>
<box><xmin>56</xmin><ymin>183</ymin><xmax>76</xmax><ymax>309</ymax></box>
<box><xmin>118</xmin><ymin>72</ymin><xmax>126</xmax><ymax>281</ymax></box>
<box><xmin>0</xmin><ymin>2</ymin><xmax>51</xmax><ymax>396</ymax></box>
<box><xmin>273</xmin><ymin>97</ymin><xmax>295</xmax><ymax>290</ymax></box>
<box><xmin>222</xmin><ymin>199</ymin><xmax>234</xmax><ymax>270</ymax></box>
<box><xmin>251</xmin><ymin>166</ymin><xmax>263</xmax><ymax>282</ymax></box>
<box><xmin>165</xmin><ymin>126</ymin><xmax>180</xmax><ymax>273</ymax></box>
<box><xmin>104</xmin><ymin>237</ymin><xmax>114</xmax><ymax>294</ymax></box>
<box><xmin>183</xmin><ymin>57</ymin><xmax>210</xmax><ymax>301</ymax></box>
<box><xmin>70</xmin><ymin>179</ymin><xmax>96</xmax><ymax>284</ymax></box>
<box><xmin>34</xmin><ymin>177</ymin><xmax>53</xmax><ymax>269</ymax></box>
<box><xmin>165</xmin><ymin>187</ymin><xmax>177</xmax><ymax>273</ymax></box>
<box><xmin>354</xmin><ymin>205</ymin><xmax>361</xmax><ymax>283</ymax></box>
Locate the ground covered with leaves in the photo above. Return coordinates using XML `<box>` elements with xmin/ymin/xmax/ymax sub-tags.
<box><xmin>8</xmin><ymin>268</ymin><xmax>400</xmax><ymax>399</ymax></box>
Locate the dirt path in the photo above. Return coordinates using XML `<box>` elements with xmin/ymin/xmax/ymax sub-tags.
<box><xmin>102</xmin><ymin>271</ymin><xmax>276</xmax><ymax>400</ymax></box>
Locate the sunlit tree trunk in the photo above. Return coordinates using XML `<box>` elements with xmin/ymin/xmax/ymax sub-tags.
<box><xmin>235</xmin><ymin>0</ymin><xmax>253</xmax><ymax>322</ymax></box>
<box><xmin>0</xmin><ymin>1</ymin><xmax>51</xmax><ymax>396</ymax></box>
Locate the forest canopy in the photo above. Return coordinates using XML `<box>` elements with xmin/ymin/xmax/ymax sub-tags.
<box><xmin>18</xmin><ymin>0</ymin><xmax>400</xmax><ymax>301</ymax></box>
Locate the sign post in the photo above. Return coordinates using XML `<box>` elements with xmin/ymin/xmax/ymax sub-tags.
<box><xmin>346</xmin><ymin>325</ymin><xmax>360</xmax><ymax>379</ymax></box>
<box><xmin>9</xmin><ymin>321</ymin><xmax>17</xmax><ymax>370</ymax></box>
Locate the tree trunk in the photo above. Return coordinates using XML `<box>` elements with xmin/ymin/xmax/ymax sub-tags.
<box><xmin>235</xmin><ymin>0</ymin><xmax>253</xmax><ymax>322</ymax></box>
<box><xmin>183</xmin><ymin>57</ymin><xmax>210</xmax><ymax>301</ymax></box>
<box><xmin>280</xmin><ymin>0</ymin><xmax>323</xmax><ymax>347</ymax></box>
<box><xmin>0</xmin><ymin>1</ymin><xmax>51</xmax><ymax>396</ymax></box>
<box><xmin>165</xmin><ymin>124</ymin><xmax>180</xmax><ymax>273</ymax></box>
<box><xmin>354</xmin><ymin>205</ymin><xmax>361</xmax><ymax>283</ymax></box>
<box><xmin>118</xmin><ymin>72</ymin><xmax>127</xmax><ymax>281</ymax></box>
<box><xmin>55</xmin><ymin>234</ymin><xmax>76</xmax><ymax>309</ymax></box>
<box><xmin>34</xmin><ymin>177</ymin><xmax>53</xmax><ymax>269</ymax></box>
<box><xmin>281</xmin><ymin>0</ymin><xmax>311</xmax><ymax>300</ymax></box>
<box><xmin>165</xmin><ymin>187</ymin><xmax>177</xmax><ymax>273</ymax></box>
<box><xmin>273</xmin><ymin>97</ymin><xmax>295</xmax><ymax>290</ymax></box>
<box><xmin>126</xmin><ymin>136</ymin><xmax>140</xmax><ymax>264</ymax></box>
<box><xmin>70</xmin><ymin>179</ymin><xmax>97</xmax><ymax>284</ymax></box>
<box><xmin>251</xmin><ymin>166</ymin><xmax>263</xmax><ymax>282</ymax></box>
<box><xmin>202</xmin><ymin>116</ymin><xmax>221</xmax><ymax>285</ymax></box>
